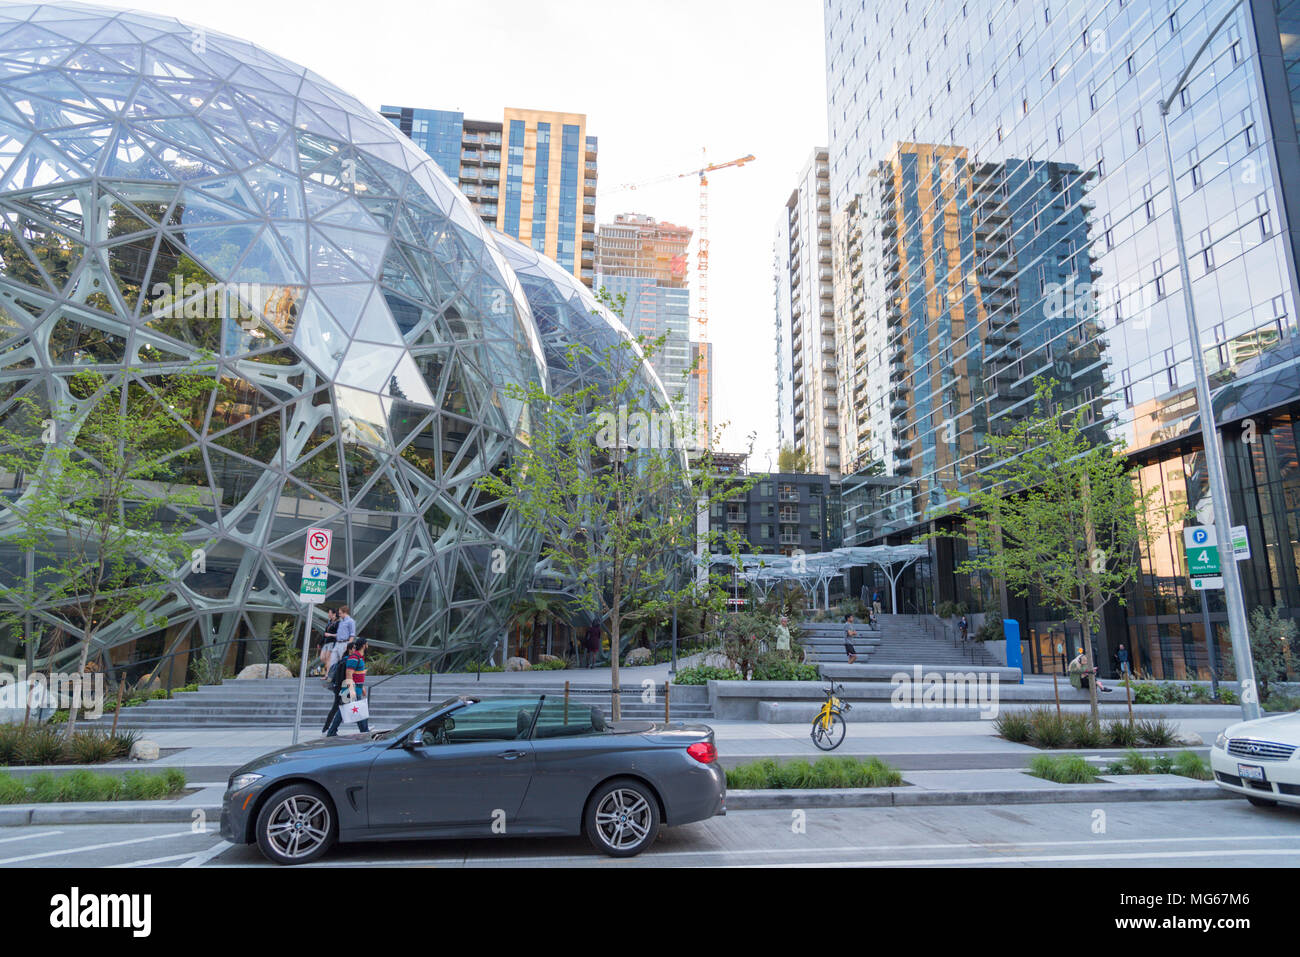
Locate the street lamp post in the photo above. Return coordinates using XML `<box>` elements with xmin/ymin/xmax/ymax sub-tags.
<box><xmin>1157</xmin><ymin>0</ymin><xmax>1260</xmax><ymax>720</ymax></box>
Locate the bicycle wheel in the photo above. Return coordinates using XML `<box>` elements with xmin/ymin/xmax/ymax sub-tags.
<box><xmin>810</xmin><ymin>711</ymin><xmax>846</xmax><ymax>750</ymax></box>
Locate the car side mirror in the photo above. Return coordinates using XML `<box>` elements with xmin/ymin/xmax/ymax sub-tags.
<box><xmin>404</xmin><ymin>730</ymin><xmax>424</xmax><ymax>749</ymax></box>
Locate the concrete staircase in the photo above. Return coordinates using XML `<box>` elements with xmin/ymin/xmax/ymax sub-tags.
<box><xmin>799</xmin><ymin>614</ymin><xmax>1002</xmax><ymax>670</ymax></box>
<box><xmin>82</xmin><ymin>675</ymin><xmax>712</xmax><ymax>730</ymax></box>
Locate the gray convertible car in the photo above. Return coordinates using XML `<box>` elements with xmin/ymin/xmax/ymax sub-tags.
<box><xmin>220</xmin><ymin>694</ymin><xmax>726</xmax><ymax>864</ymax></box>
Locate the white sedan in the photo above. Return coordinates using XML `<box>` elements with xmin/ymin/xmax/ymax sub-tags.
<box><xmin>1210</xmin><ymin>712</ymin><xmax>1300</xmax><ymax>809</ymax></box>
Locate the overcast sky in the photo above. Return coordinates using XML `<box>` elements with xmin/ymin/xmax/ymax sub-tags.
<box><xmin>115</xmin><ymin>0</ymin><xmax>829</xmax><ymax>468</ymax></box>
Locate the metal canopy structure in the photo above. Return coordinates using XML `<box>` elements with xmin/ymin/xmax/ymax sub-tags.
<box><xmin>710</xmin><ymin>545</ymin><xmax>928</xmax><ymax>611</ymax></box>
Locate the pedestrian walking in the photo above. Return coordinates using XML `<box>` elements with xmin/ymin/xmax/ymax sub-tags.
<box><xmin>314</xmin><ymin>608</ymin><xmax>339</xmax><ymax>677</ymax></box>
<box><xmin>320</xmin><ymin>639</ymin><xmax>349</xmax><ymax>734</ymax></box>
<box><xmin>958</xmin><ymin>614</ymin><xmax>969</xmax><ymax>642</ymax></box>
<box><xmin>324</xmin><ymin>605</ymin><xmax>356</xmax><ymax>682</ymax></box>
<box><xmin>844</xmin><ymin>615</ymin><xmax>859</xmax><ymax>664</ymax></box>
<box><xmin>585</xmin><ymin>619</ymin><xmax>601</xmax><ymax>668</ymax></box>
<box><xmin>1116</xmin><ymin>643</ymin><xmax>1130</xmax><ymax>676</ymax></box>
<box><xmin>326</xmin><ymin>637</ymin><xmax>370</xmax><ymax>736</ymax></box>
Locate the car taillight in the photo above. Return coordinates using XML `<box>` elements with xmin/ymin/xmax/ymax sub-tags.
<box><xmin>687</xmin><ymin>741</ymin><xmax>717</xmax><ymax>764</ymax></box>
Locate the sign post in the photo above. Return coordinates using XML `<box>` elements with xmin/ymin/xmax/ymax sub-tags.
<box><xmin>292</xmin><ymin>528</ymin><xmax>333</xmax><ymax>745</ymax></box>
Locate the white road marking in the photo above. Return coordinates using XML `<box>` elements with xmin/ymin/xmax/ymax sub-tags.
<box><xmin>0</xmin><ymin>829</ymin><xmax>202</xmax><ymax>865</ymax></box>
<box><xmin>180</xmin><ymin>839</ymin><xmax>232</xmax><ymax>868</ymax></box>
<box><xmin>207</xmin><ymin>832</ymin><xmax>1300</xmax><ymax>867</ymax></box>
<box><xmin>111</xmin><ymin>853</ymin><xmax>199</xmax><ymax>868</ymax></box>
<box><xmin>746</xmin><ymin>847</ymin><xmax>1300</xmax><ymax>867</ymax></box>
<box><xmin>0</xmin><ymin>830</ymin><xmax>61</xmax><ymax>845</ymax></box>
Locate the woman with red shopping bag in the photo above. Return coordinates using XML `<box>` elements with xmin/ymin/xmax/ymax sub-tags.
<box><xmin>326</xmin><ymin>637</ymin><xmax>370</xmax><ymax>735</ymax></box>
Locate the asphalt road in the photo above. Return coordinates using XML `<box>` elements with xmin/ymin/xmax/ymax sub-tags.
<box><xmin>2</xmin><ymin>798</ymin><xmax>1298</xmax><ymax>867</ymax></box>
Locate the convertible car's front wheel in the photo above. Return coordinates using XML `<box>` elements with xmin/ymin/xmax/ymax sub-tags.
<box><xmin>585</xmin><ymin>778</ymin><xmax>661</xmax><ymax>857</ymax></box>
<box><xmin>255</xmin><ymin>783</ymin><xmax>337</xmax><ymax>865</ymax></box>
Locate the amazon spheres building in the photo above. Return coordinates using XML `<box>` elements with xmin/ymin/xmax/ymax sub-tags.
<box><xmin>0</xmin><ymin>2</ymin><xmax>680</xmax><ymax>676</ymax></box>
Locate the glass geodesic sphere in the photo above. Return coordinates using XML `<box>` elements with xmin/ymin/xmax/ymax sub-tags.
<box><xmin>0</xmin><ymin>2</ymin><xmax>548</xmax><ymax>667</ymax></box>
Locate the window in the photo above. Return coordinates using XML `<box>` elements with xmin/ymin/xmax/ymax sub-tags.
<box><xmin>531</xmin><ymin>699</ymin><xmax>608</xmax><ymax>739</ymax></box>
<box><xmin>418</xmin><ymin>699</ymin><xmax>541</xmax><ymax>745</ymax></box>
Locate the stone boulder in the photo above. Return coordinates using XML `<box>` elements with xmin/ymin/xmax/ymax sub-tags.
<box><xmin>625</xmin><ymin>647</ymin><xmax>652</xmax><ymax>665</ymax></box>
<box><xmin>505</xmin><ymin>657</ymin><xmax>532</xmax><ymax>672</ymax></box>
<box><xmin>235</xmin><ymin>663</ymin><xmax>294</xmax><ymax>679</ymax></box>
<box><xmin>538</xmin><ymin>654</ymin><xmax>561</xmax><ymax>664</ymax></box>
<box><xmin>129</xmin><ymin>739</ymin><xmax>160</xmax><ymax>761</ymax></box>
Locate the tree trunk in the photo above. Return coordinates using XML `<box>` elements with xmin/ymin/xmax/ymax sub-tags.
<box><xmin>64</xmin><ymin>633</ymin><xmax>93</xmax><ymax>737</ymax></box>
<box><xmin>610</xmin><ymin>603</ymin><xmax>621</xmax><ymax>721</ymax></box>
<box><xmin>1079</xmin><ymin>615</ymin><xmax>1099</xmax><ymax>724</ymax></box>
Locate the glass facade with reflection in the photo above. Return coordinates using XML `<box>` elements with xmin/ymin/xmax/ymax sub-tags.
<box><xmin>827</xmin><ymin>0</ymin><xmax>1300</xmax><ymax>677</ymax></box>
<box><xmin>0</xmin><ymin>4</ymin><xmax>562</xmax><ymax>674</ymax></box>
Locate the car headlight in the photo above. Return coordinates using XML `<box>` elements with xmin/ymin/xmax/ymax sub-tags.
<box><xmin>229</xmin><ymin>773</ymin><xmax>263</xmax><ymax>791</ymax></box>
<box><xmin>1214</xmin><ymin>732</ymin><xmax>1228</xmax><ymax>750</ymax></box>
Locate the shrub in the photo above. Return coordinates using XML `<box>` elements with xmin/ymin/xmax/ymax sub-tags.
<box><xmin>772</xmin><ymin>759</ymin><xmax>816</xmax><ymax>789</ymax></box>
<box><xmin>1216</xmin><ymin>688</ymin><xmax>1239</xmax><ymax>705</ymax></box>
<box><xmin>162</xmin><ymin>768</ymin><xmax>187</xmax><ymax>793</ymax></box>
<box><xmin>1064</xmin><ymin>714</ymin><xmax>1105</xmax><ymax>749</ymax></box>
<box><xmin>66</xmin><ymin>731</ymin><xmax>117</xmax><ymax>765</ymax></box>
<box><xmin>110</xmin><ymin>730</ymin><xmax>140</xmax><ymax>760</ymax></box>
<box><xmin>1119</xmin><ymin>749</ymin><xmax>1153</xmax><ymax>774</ymax></box>
<box><xmin>18</xmin><ymin>727</ymin><xmax>65</xmax><ymax>765</ymax></box>
<box><xmin>122</xmin><ymin>771</ymin><xmax>168</xmax><ymax>801</ymax></box>
<box><xmin>993</xmin><ymin>710</ymin><xmax>1032</xmax><ymax>743</ymax></box>
<box><xmin>672</xmin><ymin>665</ymin><xmax>742</xmax><ymax>686</ymax></box>
<box><xmin>1026</xmin><ymin>708</ymin><xmax>1069</xmax><ymax>748</ymax></box>
<box><xmin>751</xmin><ymin>656</ymin><xmax>819</xmax><ymax>681</ymax></box>
<box><xmin>1028</xmin><ymin>754</ymin><xmax>1101</xmax><ymax>784</ymax></box>
<box><xmin>936</xmin><ymin>601</ymin><xmax>968</xmax><ymax>619</ymax></box>
<box><xmin>0</xmin><ymin>723</ymin><xmax>20</xmax><ymax>766</ymax></box>
<box><xmin>365</xmin><ymin>653</ymin><xmax>399</xmax><ymax>676</ymax></box>
<box><xmin>0</xmin><ymin>773</ymin><xmax>27</xmax><ymax>804</ymax></box>
<box><xmin>27</xmin><ymin>772</ymin><xmax>59</xmax><ymax>802</ymax></box>
<box><xmin>1264</xmin><ymin>693</ymin><xmax>1300</xmax><ymax>713</ymax></box>
<box><xmin>974</xmin><ymin>618</ymin><xmax>1003</xmax><ymax>643</ymax></box>
<box><xmin>1136</xmin><ymin>718</ymin><xmax>1178</xmax><ymax>748</ymax></box>
<box><xmin>531</xmin><ymin>659</ymin><xmax>568</xmax><ymax>671</ymax></box>
<box><xmin>1173</xmin><ymin>750</ymin><xmax>1211</xmax><ymax>780</ymax></box>
<box><xmin>1105</xmin><ymin>719</ymin><xmax>1140</xmax><ymax>748</ymax></box>
<box><xmin>724</xmin><ymin>755</ymin><xmax>901</xmax><ymax>789</ymax></box>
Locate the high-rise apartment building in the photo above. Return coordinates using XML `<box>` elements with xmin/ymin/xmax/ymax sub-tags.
<box><xmin>597</xmin><ymin>214</ymin><xmax>705</xmax><ymax>440</ymax></box>
<box><xmin>825</xmin><ymin>0</ymin><xmax>1300</xmax><ymax>678</ymax></box>
<box><xmin>382</xmin><ymin>105</ymin><xmax>598</xmax><ymax>286</ymax></box>
<box><xmin>774</xmin><ymin>148</ymin><xmax>839</xmax><ymax>479</ymax></box>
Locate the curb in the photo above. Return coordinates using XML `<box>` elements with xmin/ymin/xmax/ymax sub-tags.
<box><xmin>0</xmin><ymin>781</ymin><xmax>1230</xmax><ymax>824</ymax></box>
<box><xmin>725</xmin><ymin>782</ymin><xmax>1228</xmax><ymax>810</ymax></box>
<box><xmin>0</xmin><ymin>802</ymin><xmax>223</xmax><ymax>825</ymax></box>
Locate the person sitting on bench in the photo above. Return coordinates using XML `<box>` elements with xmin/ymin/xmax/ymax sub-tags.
<box><xmin>1068</xmin><ymin>648</ymin><xmax>1112</xmax><ymax>693</ymax></box>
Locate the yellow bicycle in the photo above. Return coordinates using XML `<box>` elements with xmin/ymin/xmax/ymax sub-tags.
<box><xmin>811</xmin><ymin>682</ymin><xmax>850</xmax><ymax>750</ymax></box>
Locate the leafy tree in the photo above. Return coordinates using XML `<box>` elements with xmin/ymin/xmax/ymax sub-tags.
<box><xmin>506</xmin><ymin>591</ymin><xmax>573</xmax><ymax>660</ymax></box>
<box><xmin>477</xmin><ymin>322</ymin><xmax>752</xmax><ymax>718</ymax></box>
<box><xmin>933</xmin><ymin>380</ymin><xmax>1161</xmax><ymax>722</ymax></box>
<box><xmin>1248</xmin><ymin>607</ymin><xmax>1296</xmax><ymax>703</ymax></box>
<box><xmin>0</xmin><ymin>366</ymin><xmax>216</xmax><ymax>733</ymax></box>
<box><xmin>777</xmin><ymin>442</ymin><xmax>811</xmax><ymax>473</ymax></box>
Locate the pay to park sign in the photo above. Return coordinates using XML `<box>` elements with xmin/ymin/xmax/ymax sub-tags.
<box><xmin>299</xmin><ymin>527</ymin><xmax>332</xmax><ymax>604</ymax></box>
<box><xmin>1183</xmin><ymin>524</ymin><xmax>1249</xmax><ymax>591</ymax></box>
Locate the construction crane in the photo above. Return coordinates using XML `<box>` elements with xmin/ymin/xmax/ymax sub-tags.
<box><xmin>611</xmin><ymin>152</ymin><xmax>755</xmax><ymax>445</ymax></box>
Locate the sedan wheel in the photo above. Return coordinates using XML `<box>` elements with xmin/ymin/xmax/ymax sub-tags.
<box><xmin>255</xmin><ymin>783</ymin><xmax>337</xmax><ymax>865</ymax></box>
<box><xmin>585</xmin><ymin>778</ymin><xmax>660</xmax><ymax>857</ymax></box>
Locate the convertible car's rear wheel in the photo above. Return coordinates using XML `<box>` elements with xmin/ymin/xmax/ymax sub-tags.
<box><xmin>585</xmin><ymin>778</ymin><xmax>661</xmax><ymax>857</ymax></box>
<box><xmin>255</xmin><ymin>783</ymin><xmax>337</xmax><ymax>865</ymax></box>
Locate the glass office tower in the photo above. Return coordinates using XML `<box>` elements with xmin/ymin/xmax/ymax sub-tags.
<box><xmin>825</xmin><ymin>0</ymin><xmax>1300</xmax><ymax>676</ymax></box>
